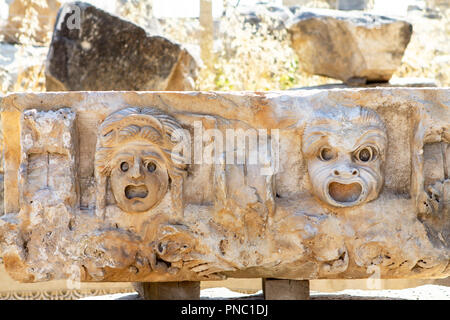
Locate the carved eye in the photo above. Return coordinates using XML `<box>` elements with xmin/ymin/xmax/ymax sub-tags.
<box><xmin>356</xmin><ymin>147</ymin><xmax>375</xmax><ymax>162</ymax></box>
<box><xmin>147</xmin><ymin>162</ymin><xmax>157</xmax><ymax>173</ymax></box>
<box><xmin>319</xmin><ymin>147</ymin><xmax>335</xmax><ymax>161</ymax></box>
<box><xmin>120</xmin><ymin>162</ymin><xmax>129</xmax><ymax>172</ymax></box>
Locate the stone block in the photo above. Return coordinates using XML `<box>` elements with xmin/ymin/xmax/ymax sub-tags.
<box><xmin>45</xmin><ymin>2</ymin><xmax>197</xmax><ymax>92</ymax></box>
<box><xmin>0</xmin><ymin>88</ymin><xmax>448</xmax><ymax>287</ymax></box>
<box><xmin>287</xmin><ymin>8</ymin><xmax>412</xmax><ymax>84</ymax></box>
<box><xmin>134</xmin><ymin>281</ymin><xmax>200</xmax><ymax>300</ymax></box>
<box><xmin>263</xmin><ymin>279</ymin><xmax>309</xmax><ymax>300</ymax></box>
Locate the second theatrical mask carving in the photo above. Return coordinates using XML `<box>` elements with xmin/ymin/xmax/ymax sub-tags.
<box><xmin>302</xmin><ymin>107</ymin><xmax>387</xmax><ymax>207</ymax></box>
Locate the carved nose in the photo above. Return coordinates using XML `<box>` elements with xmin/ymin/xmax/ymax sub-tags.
<box><xmin>333</xmin><ymin>167</ymin><xmax>359</xmax><ymax>178</ymax></box>
<box><xmin>130</xmin><ymin>158</ymin><xmax>143</xmax><ymax>179</ymax></box>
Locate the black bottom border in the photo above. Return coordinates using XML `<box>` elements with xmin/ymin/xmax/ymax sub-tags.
<box><xmin>0</xmin><ymin>299</ymin><xmax>446</xmax><ymax>319</ymax></box>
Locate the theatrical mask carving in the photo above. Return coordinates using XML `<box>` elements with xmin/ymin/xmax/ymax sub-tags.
<box><xmin>302</xmin><ymin>107</ymin><xmax>387</xmax><ymax>207</ymax></box>
<box><xmin>95</xmin><ymin>107</ymin><xmax>188</xmax><ymax>214</ymax></box>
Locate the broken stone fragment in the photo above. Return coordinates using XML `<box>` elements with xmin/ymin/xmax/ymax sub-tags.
<box><xmin>287</xmin><ymin>8</ymin><xmax>413</xmax><ymax>84</ymax></box>
<box><xmin>45</xmin><ymin>1</ymin><xmax>198</xmax><ymax>91</ymax></box>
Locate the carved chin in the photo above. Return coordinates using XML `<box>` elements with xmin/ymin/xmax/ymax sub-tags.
<box><xmin>324</xmin><ymin>180</ymin><xmax>366</xmax><ymax>207</ymax></box>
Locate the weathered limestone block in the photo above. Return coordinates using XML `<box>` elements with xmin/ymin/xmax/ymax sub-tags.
<box><xmin>0</xmin><ymin>88</ymin><xmax>448</xmax><ymax>285</ymax></box>
<box><xmin>287</xmin><ymin>9</ymin><xmax>413</xmax><ymax>84</ymax></box>
<box><xmin>1</xmin><ymin>0</ymin><xmax>61</xmax><ymax>45</ymax></box>
<box><xmin>45</xmin><ymin>2</ymin><xmax>198</xmax><ymax>92</ymax></box>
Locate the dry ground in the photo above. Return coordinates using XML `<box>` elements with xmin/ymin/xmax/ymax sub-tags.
<box><xmin>0</xmin><ymin>5</ymin><xmax>448</xmax><ymax>94</ymax></box>
<box><xmin>81</xmin><ymin>285</ymin><xmax>450</xmax><ymax>300</ymax></box>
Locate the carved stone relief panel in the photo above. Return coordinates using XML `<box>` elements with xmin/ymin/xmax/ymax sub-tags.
<box><xmin>0</xmin><ymin>89</ymin><xmax>448</xmax><ymax>284</ymax></box>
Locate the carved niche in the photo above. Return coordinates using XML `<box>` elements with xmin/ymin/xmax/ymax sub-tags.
<box><xmin>20</xmin><ymin>108</ymin><xmax>78</xmax><ymax>208</ymax></box>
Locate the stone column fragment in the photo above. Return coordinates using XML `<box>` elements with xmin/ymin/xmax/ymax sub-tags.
<box><xmin>262</xmin><ymin>278</ymin><xmax>310</xmax><ymax>300</ymax></box>
<box><xmin>134</xmin><ymin>281</ymin><xmax>200</xmax><ymax>300</ymax></box>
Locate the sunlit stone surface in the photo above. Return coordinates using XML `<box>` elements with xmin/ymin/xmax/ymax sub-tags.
<box><xmin>0</xmin><ymin>88</ymin><xmax>448</xmax><ymax>283</ymax></box>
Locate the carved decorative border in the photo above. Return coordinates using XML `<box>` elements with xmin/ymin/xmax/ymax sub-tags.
<box><xmin>0</xmin><ymin>288</ymin><xmax>135</xmax><ymax>300</ymax></box>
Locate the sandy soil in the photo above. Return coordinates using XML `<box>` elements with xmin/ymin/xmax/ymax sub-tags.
<box><xmin>81</xmin><ymin>285</ymin><xmax>450</xmax><ymax>300</ymax></box>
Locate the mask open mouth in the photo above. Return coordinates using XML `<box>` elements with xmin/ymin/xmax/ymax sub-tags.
<box><xmin>328</xmin><ymin>182</ymin><xmax>362</xmax><ymax>204</ymax></box>
<box><xmin>125</xmin><ymin>185</ymin><xmax>149</xmax><ymax>199</ymax></box>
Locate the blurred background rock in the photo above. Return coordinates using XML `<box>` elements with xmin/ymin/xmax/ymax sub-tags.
<box><xmin>0</xmin><ymin>0</ymin><xmax>448</xmax><ymax>95</ymax></box>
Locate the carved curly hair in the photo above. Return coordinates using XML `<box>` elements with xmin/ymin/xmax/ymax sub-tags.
<box><xmin>302</xmin><ymin>106</ymin><xmax>388</xmax><ymax>160</ymax></box>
